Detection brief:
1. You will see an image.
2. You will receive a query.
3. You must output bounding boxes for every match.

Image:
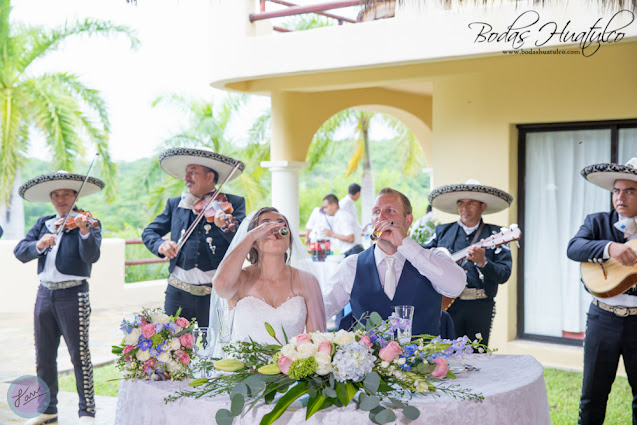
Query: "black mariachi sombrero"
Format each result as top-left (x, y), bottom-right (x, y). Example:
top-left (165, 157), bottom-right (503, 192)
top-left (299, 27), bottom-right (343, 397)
top-left (581, 158), bottom-right (637, 191)
top-left (158, 147), bottom-right (244, 183)
top-left (19, 171), bottom-right (105, 203)
top-left (428, 179), bottom-right (513, 215)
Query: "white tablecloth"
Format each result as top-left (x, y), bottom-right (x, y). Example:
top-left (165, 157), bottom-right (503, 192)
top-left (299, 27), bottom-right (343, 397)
top-left (115, 354), bottom-right (550, 425)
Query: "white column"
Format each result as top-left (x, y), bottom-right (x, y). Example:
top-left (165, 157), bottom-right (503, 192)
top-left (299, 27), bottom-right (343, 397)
top-left (260, 161), bottom-right (308, 235)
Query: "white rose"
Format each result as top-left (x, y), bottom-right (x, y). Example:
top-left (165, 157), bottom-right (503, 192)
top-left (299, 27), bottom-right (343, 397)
top-left (157, 352), bottom-right (170, 363)
top-left (151, 313), bottom-right (171, 324)
top-left (297, 343), bottom-right (318, 359)
top-left (396, 358), bottom-right (406, 365)
top-left (280, 345), bottom-right (299, 361)
top-left (333, 330), bottom-right (355, 346)
top-left (167, 360), bottom-right (181, 373)
top-left (124, 328), bottom-right (141, 345)
top-left (168, 338), bottom-right (181, 351)
top-left (315, 352), bottom-right (332, 375)
top-left (381, 361), bottom-right (389, 368)
top-left (311, 332), bottom-right (334, 345)
top-left (136, 349), bottom-right (151, 362)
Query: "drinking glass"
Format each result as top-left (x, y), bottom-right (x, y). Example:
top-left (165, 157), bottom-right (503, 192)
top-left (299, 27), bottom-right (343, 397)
top-left (394, 305), bottom-right (414, 344)
top-left (216, 307), bottom-right (235, 357)
top-left (191, 327), bottom-right (214, 377)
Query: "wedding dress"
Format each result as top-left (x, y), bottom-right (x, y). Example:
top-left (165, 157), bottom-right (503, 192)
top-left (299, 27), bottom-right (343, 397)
top-left (231, 295), bottom-right (307, 345)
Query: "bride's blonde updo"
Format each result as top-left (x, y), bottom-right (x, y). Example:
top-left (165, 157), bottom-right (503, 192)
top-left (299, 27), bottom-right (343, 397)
top-left (246, 207), bottom-right (294, 265)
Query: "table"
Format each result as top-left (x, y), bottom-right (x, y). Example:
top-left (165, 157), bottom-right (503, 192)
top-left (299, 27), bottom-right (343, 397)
top-left (114, 354), bottom-right (550, 425)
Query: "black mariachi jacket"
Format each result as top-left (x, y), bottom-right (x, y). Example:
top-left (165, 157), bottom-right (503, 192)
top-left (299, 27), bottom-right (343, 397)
top-left (424, 221), bottom-right (512, 299)
top-left (14, 215), bottom-right (101, 277)
top-left (142, 194), bottom-right (246, 274)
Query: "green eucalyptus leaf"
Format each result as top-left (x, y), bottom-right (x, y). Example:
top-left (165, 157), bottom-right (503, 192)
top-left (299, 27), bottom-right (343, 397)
top-left (244, 375), bottom-right (265, 395)
top-left (368, 406), bottom-right (385, 424)
top-left (369, 312), bottom-right (383, 326)
top-left (307, 386), bottom-right (318, 398)
top-left (363, 372), bottom-right (380, 395)
top-left (377, 377), bottom-right (392, 393)
top-left (329, 374), bottom-right (335, 388)
top-left (230, 394), bottom-right (245, 416)
top-left (389, 398), bottom-right (406, 408)
top-left (375, 408), bottom-right (397, 424)
top-left (359, 394), bottom-right (380, 411)
top-left (323, 386), bottom-right (337, 398)
top-left (402, 405), bottom-right (420, 420)
top-left (230, 383), bottom-right (249, 399)
top-left (215, 408), bottom-right (234, 425)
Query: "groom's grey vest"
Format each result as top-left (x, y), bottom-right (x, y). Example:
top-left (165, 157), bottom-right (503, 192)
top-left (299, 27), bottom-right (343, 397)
top-left (349, 246), bottom-right (442, 336)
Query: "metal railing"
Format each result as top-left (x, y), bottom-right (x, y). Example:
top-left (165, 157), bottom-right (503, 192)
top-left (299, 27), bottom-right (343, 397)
top-left (252, 0), bottom-right (361, 32)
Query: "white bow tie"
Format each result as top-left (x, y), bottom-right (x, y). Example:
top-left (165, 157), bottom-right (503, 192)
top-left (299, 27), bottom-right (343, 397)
top-left (614, 217), bottom-right (637, 238)
top-left (178, 192), bottom-right (199, 210)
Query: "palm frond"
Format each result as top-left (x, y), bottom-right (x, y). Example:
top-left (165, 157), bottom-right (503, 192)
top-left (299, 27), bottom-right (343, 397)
top-left (0, 91), bottom-right (27, 204)
top-left (345, 139), bottom-right (364, 177)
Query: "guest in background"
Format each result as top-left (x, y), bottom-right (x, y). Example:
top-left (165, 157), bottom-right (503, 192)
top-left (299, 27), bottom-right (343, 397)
top-left (321, 194), bottom-right (363, 257)
top-left (339, 183), bottom-right (361, 227)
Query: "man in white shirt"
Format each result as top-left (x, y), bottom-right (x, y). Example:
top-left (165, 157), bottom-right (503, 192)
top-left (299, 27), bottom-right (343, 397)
top-left (339, 183), bottom-right (361, 227)
top-left (324, 187), bottom-right (465, 335)
top-left (321, 194), bottom-right (363, 257)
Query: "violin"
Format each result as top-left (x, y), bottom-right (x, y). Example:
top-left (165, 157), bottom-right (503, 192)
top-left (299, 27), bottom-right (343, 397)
top-left (193, 192), bottom-right (239, 232)
top-left (53, 209), bottom-right (99, 232)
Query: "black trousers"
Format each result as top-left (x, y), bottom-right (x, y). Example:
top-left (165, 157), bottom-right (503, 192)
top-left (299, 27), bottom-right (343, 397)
top-left (34, 281), bottom-right (95, 417)
top-left (579, 302), bottom-right (637, 425)
top-left (446, 298), bottom-right (495, 346)
top-left (164, 284), bottom-right (211, 327)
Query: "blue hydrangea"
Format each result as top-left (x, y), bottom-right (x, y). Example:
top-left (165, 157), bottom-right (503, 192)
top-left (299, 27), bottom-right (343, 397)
top-left (332, 342), bottom-right (376, 382)
top-left (137, 338), bottom-right (152, 351)
top-left (120, 320), bottom-right (132, 334)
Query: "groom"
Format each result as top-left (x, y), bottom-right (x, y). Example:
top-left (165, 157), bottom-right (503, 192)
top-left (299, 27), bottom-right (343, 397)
top-left (324, 187), bottom-right (466, 336)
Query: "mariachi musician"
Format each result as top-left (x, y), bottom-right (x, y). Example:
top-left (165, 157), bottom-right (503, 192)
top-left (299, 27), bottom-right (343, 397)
top-left (425, 179), bottom-right (513, 347)
top-left (567, 158), bottom-right (637, 425)
top-left (142, 148), bottom-right (246, 328)
top-left (14, 170), bottom-right (104, 425)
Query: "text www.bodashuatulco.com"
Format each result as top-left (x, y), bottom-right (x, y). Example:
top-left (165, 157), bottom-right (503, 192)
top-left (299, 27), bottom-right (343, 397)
top-left (502, 48), bottom-right (581, 55)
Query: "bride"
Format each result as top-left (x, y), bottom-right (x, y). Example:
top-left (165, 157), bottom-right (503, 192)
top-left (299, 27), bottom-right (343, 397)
top-left (211, 207), bottom-right (326, 345)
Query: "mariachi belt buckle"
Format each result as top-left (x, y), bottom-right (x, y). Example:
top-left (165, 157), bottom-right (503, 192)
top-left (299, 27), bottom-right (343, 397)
top-left (613, 307), bottom-right (629, 317)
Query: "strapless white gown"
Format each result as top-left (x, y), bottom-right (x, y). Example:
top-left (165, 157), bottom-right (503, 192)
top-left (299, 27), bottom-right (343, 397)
top-left (231, 295), bottom-right (307, 345)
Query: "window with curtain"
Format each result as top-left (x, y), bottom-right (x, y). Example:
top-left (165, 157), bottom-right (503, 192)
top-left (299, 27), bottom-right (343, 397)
top-left (518, 120), bottom-right (637, 344)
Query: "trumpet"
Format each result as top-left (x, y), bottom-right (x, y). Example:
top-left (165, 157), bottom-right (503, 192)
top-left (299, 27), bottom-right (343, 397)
top-left (369, 221), bottom-right (393, 241)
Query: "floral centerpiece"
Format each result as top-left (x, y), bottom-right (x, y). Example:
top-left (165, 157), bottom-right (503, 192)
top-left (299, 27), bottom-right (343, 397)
top-left (112, 307), bottom-right (197, 381)
top-left (173, 312), bottom-right (490, 425)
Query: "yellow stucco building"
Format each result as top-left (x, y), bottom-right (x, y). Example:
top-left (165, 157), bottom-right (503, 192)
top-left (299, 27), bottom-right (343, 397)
top-left (207, 0), bottom-right (637, 372)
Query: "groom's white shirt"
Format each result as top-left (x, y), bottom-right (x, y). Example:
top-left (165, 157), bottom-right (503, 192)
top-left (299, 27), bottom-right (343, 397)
top-left (323, 237), bottom-right (466, 318)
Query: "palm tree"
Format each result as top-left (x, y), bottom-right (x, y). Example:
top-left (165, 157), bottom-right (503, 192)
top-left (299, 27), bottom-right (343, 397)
top-left (0, 0), bottom-right (138, 238)
top-left (143, 93), bottom-right (271, 216)
top-left (307, 109), bottom-right (424, 226)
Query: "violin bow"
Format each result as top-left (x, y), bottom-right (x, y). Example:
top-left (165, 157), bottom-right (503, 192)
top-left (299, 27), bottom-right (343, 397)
top-left (54, 153), bottom-right (101, 236)
top-left (176, 160), bottom-right (243, 253)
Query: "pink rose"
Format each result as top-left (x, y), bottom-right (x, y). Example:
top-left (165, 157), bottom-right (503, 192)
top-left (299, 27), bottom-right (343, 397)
top-left (179, 333), bottom-right (195, 349)
top-left (125, 355), bottom-right (132, 362)
top-left (431, 357), bottom-right (449, 378)
top-left (176, 317), bottom-right (189, 328)
top-left (318, 341), bottom-right (332, 354)
top-left (142, 324), bottom-right (156, 339)
top-left (140, 317), bottom-right (148, 326)
top-left (176, 350), bottom-right (190, 365)
top-left (144, 358), bottom-right (157, 368)
top-left (295, 334), bottom-right (311, 346)
top-left (278, 356), bottom-right (293, 375)
top-left (378, 341), bottom-right (402, 362)
top-left (123, 345), bottom-right (134, 354)
top-left (359, 335), bottom-right (372, 348)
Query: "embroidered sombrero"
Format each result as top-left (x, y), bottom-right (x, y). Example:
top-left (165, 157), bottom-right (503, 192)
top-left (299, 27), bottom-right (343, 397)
top-left (158, 147), bottom-right (244, 183)
top-left (428, 179), bottom-right (513, 215)
top-left (19, 171), bottom-right (105, 203)
top-left (581, 158), bottom-right (637, 191)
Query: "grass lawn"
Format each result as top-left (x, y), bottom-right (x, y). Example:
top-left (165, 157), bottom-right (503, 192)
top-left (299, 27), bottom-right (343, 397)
top-left (545, 368), bottom-right (632, 425)
top-left (59, 364), bottom-right (633, 423)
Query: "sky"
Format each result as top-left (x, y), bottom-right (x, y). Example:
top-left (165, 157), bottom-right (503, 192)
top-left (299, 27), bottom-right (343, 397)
top-left (11, 0), bottom-right (258, 162)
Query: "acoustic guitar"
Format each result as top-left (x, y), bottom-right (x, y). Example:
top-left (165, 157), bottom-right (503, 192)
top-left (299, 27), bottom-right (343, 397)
top-left (580, 239), bottom-right (637, 298)
top-left (439, 225), bottom-right (522, 311)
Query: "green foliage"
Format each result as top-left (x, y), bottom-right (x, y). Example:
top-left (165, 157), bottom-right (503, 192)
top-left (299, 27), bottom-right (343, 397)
top-left (58, 362), bottom-right (121, 397)
top-left (410, 220), bottom-right (436, 245)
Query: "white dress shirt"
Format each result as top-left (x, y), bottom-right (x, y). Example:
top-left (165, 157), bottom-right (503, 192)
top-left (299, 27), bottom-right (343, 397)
top-left (323, 237), bottom-right (466, 317)
top-left (172, 266), bottom-right (216, 285)
top-left (458, 219), bottom-right (480, 235)
top-left (330, 208), bottom-right (361, 252)
top-left (37, 231), bottom-right (90, 282)
top-left (339, 195), bottom-right (360, 227)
